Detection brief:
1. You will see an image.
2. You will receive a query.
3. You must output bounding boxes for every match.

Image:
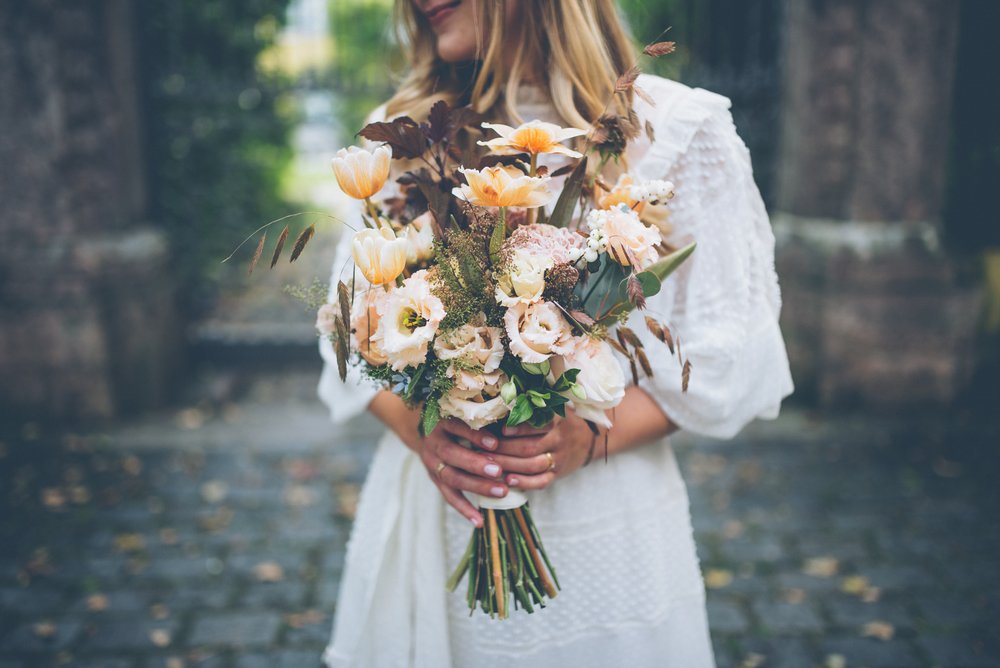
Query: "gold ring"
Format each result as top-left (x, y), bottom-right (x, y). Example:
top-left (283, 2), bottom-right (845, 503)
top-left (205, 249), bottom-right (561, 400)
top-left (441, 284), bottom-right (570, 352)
top-left (545, 452), bottom-right (556, 472)
top-left (436, 462), bottom-right (447, 477)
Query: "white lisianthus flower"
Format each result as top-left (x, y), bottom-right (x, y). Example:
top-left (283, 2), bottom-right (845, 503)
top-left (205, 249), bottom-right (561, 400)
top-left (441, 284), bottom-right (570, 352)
top-left (586, 206), bottom-right (662, 269)
top-left (503, 301), bottom-right (575, 364)
top-left (551, 337), bottom-right (626, 428)
top-left (404, 211), bottom-right (436, 265)
top-left (495, 248), bottom-right (554, 307)
top-left (374, 270), bottom-right (445, 371)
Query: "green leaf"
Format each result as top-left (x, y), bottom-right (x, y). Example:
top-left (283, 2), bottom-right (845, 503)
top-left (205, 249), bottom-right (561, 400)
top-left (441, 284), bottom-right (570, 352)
top-left (507, 395), bottom-right (534, 427)
top-left (635, 271), bottom-right (661, 298)
top-left (402, 364), bottom-right (427, 403)
top-left (548, 157), bottom-right (588, 228)
top-left (489, 218), bottom-right (506, 265)
top-left (421, 400), bottom-right (440, 437)
top-left (570, 383), bottom-right (587, 400)
top-left (521, 362), bottom-right (548, 376)
top-left (500, 381), bottom-right (517, 404)
top-left (645, 241), bottom-right (696, 282)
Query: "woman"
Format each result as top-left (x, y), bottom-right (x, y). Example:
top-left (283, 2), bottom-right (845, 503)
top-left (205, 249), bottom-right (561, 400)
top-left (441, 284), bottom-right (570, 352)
top-left (319, 1), bottom-right (794, 666)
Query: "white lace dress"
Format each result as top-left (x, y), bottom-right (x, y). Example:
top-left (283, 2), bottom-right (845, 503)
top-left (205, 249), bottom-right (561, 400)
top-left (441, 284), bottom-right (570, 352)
top-left (318, 75), bottom-right (794, 668)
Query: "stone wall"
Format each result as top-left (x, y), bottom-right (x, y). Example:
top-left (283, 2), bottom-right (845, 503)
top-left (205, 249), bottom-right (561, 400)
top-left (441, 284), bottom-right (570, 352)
top-left (775, 0), bottom-right (981, 407)
top-left (0, 0), bottom-right (179, 420)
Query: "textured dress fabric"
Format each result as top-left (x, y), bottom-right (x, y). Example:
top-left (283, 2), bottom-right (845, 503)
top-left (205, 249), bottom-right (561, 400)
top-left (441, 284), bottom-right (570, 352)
top-left (319, 74), bottom-right (794, 668)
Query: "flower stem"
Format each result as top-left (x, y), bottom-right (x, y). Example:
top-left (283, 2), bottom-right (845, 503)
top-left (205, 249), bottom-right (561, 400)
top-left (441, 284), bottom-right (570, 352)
top-left (486, 509), bottom-right (506, 618)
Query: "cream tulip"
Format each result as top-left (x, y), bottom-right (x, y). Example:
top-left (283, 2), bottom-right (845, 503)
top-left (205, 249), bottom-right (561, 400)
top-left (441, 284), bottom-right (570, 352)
top-left (351, 226), bottom-right (408, 286)
top-left (331, 145), bottom-right (391, 200)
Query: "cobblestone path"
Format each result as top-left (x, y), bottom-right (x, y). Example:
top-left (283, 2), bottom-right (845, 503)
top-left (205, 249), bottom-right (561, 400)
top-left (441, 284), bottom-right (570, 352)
top-left (1, 371), bottom-right (997, 667)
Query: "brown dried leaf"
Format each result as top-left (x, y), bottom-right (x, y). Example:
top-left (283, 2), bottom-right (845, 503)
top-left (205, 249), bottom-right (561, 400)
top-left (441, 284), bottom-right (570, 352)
top-left (289, 224), bottom-right (315, 263)
top-left (615, 65), bottom-right (641, 93)
top-left (334, 316), bottom-right (349, 382)
top-left (337, 281), bottom-right (352, 329)
top-left (550, 163), bottom-right (576, 178)
top-left (248, 232), bottom-right (266, 275)
top-left (643, 41), bottom-right (677, 57)
top-left (681, 358), bottom-right (692, 392)
top-left (662, 324), bottom-right (675, 354)
top-left (644, 316), bottom-right (665, 343)
top-left (629, 358), bottom-right (639, 385)
top-left (633, 84), bottom-right (655, 107)
top-left (619, 327), bottom-right (644, 349)
top-left (535, 165), bottom-right (549, 177)
top-left (568, 310), bottom-right (596, 328)
top-left (861, 621), bottom-right (895, 641)
top-left (607, 337), bottom-right (629, 357)
top-left (358, 116), bottom-right (427, 159)
top-left (636, 348), bottom-right (654, 378)
top-left (626, 275), bottom-right (647, 309)
top-left (270, 225), bottom-right (289, 269)
top-left (616, 329), bottom-right (629, 352)
top-left (645, 119), bottom-right (656, 143)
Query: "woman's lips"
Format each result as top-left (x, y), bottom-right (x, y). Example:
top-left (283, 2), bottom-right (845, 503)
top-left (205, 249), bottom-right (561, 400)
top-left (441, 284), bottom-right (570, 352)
top-left (425, 0), bottom-right (461, 27)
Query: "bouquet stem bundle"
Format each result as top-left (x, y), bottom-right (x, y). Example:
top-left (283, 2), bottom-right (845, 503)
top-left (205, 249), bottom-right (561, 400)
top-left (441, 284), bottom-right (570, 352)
top-left (446, 504), bottom-right (559, 618)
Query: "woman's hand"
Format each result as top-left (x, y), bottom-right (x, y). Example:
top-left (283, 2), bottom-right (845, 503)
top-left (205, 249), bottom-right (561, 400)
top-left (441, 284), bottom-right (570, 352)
top-left (368, 391), bottom-right (507, 527)
top-left (489, 409), bottom-right (600, 491)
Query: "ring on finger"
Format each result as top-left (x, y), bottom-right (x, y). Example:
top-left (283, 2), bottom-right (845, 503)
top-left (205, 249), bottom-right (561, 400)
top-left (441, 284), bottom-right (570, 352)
top-left (545, 451), bottom-right (556, 472)
top-left (436, 461), bottom-right (447, 477)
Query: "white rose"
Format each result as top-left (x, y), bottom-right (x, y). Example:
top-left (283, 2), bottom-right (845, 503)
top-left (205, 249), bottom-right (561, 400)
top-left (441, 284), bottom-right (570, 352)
top-left (438, 372), bottom-right (510, 430)
top-left (503, 301), bottom-right (575, 364)
top-left (433, 319), bottom-right (504, 374)
top-left (374, 270), bottom-right (445, 371)
top-left (551, 337), bottom-right (626, 428)
top-left (495, 248), bottom-right (553, 307)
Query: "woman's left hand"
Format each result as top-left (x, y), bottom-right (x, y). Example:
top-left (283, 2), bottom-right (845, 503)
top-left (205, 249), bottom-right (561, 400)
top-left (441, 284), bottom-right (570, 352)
top-left (487, 409), bottom-right (600, 490)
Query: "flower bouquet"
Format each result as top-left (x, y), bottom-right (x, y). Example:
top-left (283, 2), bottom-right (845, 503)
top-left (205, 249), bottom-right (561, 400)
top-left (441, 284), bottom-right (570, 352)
top-left (235, 41), bottom-right (692, 619)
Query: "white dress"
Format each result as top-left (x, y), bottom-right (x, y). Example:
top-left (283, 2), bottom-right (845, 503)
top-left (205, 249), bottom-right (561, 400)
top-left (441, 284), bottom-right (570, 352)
top-left (318, 74), bottom-right (794, 668)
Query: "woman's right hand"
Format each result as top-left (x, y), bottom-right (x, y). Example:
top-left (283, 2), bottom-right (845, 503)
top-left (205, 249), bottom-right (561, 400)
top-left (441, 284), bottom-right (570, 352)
top-left (369, 391), bottom-right (508, 527)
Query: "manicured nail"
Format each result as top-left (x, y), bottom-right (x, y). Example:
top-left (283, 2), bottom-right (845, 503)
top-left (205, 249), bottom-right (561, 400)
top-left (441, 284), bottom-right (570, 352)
top-left (490, 486), bottom-right (506, 498)
top-left (469, 515), bottom-right (481, 527)
top-left (508, 477), bottom-right (519, 487)
top-left (484, 464), bottom-right (501, 477)
top-left (482, 436), bottom-right (497, 449)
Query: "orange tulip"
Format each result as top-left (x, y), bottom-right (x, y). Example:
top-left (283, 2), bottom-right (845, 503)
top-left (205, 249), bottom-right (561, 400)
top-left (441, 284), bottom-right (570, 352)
top-left (331, 145), bottom-right (391, 200)
top-left (452, 166), bottom-right (552, 209)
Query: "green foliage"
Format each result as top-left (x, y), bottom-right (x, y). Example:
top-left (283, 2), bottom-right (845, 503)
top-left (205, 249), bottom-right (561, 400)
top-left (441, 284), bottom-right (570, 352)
top-left (138, 0), bottom-right (296, 312)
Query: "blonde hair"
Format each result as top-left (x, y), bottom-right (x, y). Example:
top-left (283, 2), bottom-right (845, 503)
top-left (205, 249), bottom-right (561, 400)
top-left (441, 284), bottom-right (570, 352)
top-left (385, 0), bottom-right (635, 129)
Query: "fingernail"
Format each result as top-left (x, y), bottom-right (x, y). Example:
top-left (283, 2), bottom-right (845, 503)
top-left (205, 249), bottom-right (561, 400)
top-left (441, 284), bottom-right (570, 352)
top-left (484, 464), bottom-right (501, 477)
top-left (490, 486), bottom-right (506, 498)
top-left (508, 476), bottom-right (520, 487)
top-left (482, 436), bottom-right (497, 449)
top-left (469, 515), bottom-right (481, 527)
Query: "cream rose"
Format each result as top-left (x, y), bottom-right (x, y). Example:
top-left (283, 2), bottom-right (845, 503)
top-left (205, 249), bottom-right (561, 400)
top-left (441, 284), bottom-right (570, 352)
top-left (551, 336), bottom-right (626, 428)
top-left (438, 372), bottom-right (511, 430)
top-left (433, 319), bottom-right (504, 374)
top-left (495, 248), bottom-right (553, 307)
top-left (350, 289), bottom-right (389, 366)
top-left (587, 206), bottom-right (662, 269)
top-left (503, 301), bottom-right (575, 364)
top-left (374, 270), bottom-right (445, 371)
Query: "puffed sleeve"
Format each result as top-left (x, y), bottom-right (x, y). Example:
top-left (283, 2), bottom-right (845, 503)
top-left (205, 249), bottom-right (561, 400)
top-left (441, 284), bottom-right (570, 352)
top-left (317, 105), bottom-right (389, 424)
top-left (625, 88), bottom-right (794, 439)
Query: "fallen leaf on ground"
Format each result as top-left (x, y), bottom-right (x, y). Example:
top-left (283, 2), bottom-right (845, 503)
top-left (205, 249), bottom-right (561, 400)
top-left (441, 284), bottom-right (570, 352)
top-left (703, 569), bottom-right (733, 589)
top-left (862, 620), bottom-right (895, 641)
top-left (165, 658), bottom-right (184, 668)
top-left (41, 488), bottom-right (66, 509)
top-left (254, 561), bottom-right (285, 582)
top-left (33, 622), bottom-right (56, 639)
top-left (200, 480), bottom-right (228, 504)
top-left (803, 557), bottom-right (839, 578)
top-left (739, 654), bottom-right (766, 668)
top-left (149, 628), bottom-right (172, 647)
top-left (824, 654), bottom-right (846, 668)
top-left (176, 407), bottom-right (209, 430)
top-left (123, 455), bottom-right (143, 476)
top-left (68, 485), bottom-right (91, 504)
top-left (285, 485), bottom-right (319, 508)
top-left (85, 594), bottom-right (109, 611)
top-left (335, 483), bottom-right (360, 519)
top-left (114, 533), bottom-right (146, 553)
top-left (285, 609), bottom-right (324, 627)
top-left (150, 603), bottom-right (170, 620)
top-left (159, 528), bottom-right (179, 545)
top-left (721, 520), bottom-right (744, 540)
top-left (861, 585), bottom-right (882, 603)
top-left (840, 575), bottom-right (870, 595)
top-left (782, 587), bottom-right (807, 604)
top-left (198, 507), bottom-right (233, 532)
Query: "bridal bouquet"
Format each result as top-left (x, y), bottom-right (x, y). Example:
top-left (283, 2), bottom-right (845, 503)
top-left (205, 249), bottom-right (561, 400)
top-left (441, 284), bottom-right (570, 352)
top-left (237, 41), bottom-right (691, 619)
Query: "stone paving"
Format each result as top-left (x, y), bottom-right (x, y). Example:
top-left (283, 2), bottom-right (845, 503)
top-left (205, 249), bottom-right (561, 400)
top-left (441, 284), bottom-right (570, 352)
top-left (1, 369), bottom-right (998, 667)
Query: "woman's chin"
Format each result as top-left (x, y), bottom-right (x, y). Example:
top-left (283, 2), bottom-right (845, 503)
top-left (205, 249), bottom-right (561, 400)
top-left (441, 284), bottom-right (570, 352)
top-left (434, 35), bottom-right (476, 63)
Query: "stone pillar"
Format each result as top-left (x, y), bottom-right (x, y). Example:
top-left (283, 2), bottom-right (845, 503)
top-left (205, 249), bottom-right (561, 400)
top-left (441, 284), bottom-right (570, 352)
top-left (775, 0), bottom-right (980, 406)
top-left (0, 0), bottom-right (180, 420)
